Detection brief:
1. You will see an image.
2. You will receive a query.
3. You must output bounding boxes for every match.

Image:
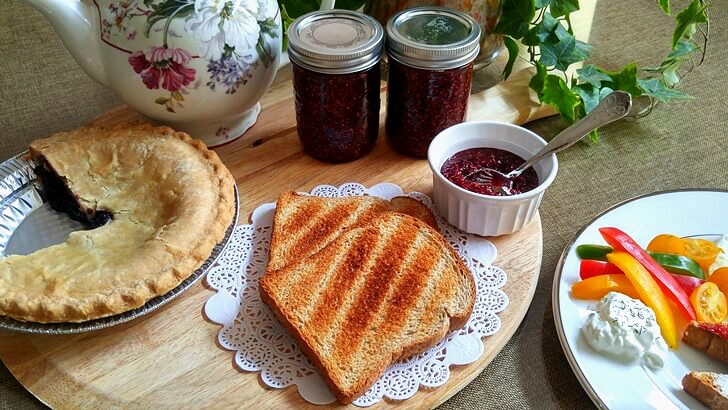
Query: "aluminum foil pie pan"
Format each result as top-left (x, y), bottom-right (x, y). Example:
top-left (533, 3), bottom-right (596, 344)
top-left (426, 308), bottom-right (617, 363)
top-left (0, 151), bottom-right (239, 334)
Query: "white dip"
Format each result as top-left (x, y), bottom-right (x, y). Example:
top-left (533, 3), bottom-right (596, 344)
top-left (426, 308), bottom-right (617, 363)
top-left (582, 291), bottom-right (668, 369)
top-left (709, 234), bottom-right (728, 275)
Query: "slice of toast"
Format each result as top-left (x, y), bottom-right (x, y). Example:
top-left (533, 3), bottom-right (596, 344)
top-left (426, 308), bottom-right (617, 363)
top-left (683, 371), bottom-right (728, 409)
top-left (267, 191), bottom-right (438, 271)
top-left (260, 212), bottom-right (475, 403)
top-left (683, 321), bottom-right (728, 364)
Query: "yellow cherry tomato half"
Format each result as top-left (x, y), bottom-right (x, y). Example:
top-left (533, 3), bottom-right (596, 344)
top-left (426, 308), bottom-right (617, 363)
top-left (683, 238), bottom-right (722, 273)
top-left (647, 234), bottom-right (686, 255)
top-left (690, 282), bottom-right (728, 323)
top-left (709, 267), bottom-right (728, 296)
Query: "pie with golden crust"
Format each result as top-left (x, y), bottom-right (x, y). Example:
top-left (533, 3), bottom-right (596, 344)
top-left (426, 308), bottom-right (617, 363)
top-left (0, 123), bottom-right (236, 323)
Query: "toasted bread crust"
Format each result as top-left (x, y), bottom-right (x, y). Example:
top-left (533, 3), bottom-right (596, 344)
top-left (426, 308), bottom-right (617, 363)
top-left (683, 371), bottom-right (728, 410)
top-left (267, 192), bottom-right (438, 272)
top-left (389, 196), bottom-right (438, 229)
top-left (260, 282), bottom-right (352, 403)
top-left (261, 213), bottom-right (475, 403)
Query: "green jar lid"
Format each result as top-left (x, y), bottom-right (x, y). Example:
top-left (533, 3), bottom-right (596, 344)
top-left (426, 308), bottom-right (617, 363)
top-left (386, 6), bottom-right (481, 70)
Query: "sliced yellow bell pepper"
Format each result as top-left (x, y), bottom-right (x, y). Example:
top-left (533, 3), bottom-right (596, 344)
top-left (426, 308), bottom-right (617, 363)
top-left (571, 274), bottom-right (640, 300)
top-left (607, 251), bottom-right (678, 348)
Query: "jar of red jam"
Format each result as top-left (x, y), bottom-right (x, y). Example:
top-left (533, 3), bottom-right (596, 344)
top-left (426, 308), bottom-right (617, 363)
top-left (288, 10), bottom-right (384, 163)
top-left (385, 7), bottom-right (481, 158)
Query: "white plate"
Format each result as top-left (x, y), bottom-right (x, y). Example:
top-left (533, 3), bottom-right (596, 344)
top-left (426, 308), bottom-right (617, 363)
top-left (553, 189), bottom-right (728, 409)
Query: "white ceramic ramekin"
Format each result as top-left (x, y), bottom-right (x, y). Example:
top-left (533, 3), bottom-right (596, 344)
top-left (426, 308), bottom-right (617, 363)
top-left (428, 121), bottom-right (558, 236)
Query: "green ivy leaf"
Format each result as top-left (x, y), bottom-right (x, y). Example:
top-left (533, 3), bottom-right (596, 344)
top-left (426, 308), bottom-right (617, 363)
top-left (586, 129), bottom-right (599, 143)
top-left (672, 0), bottom-right (708, 49)
top-left (666, 40), bottom-right (699, 61)
top-left (638, 78), bottom-right (693, 103)
top-left (280, 5), bottom-right (294, 50)
top-left (664, 65), bottom-right (682, 86)
top-left (599, 63), bottom-right (643, 96)
top-left (539, 29), bottom-right (575, 70)
top-left (568, 40), bottom-right (593, 64)
top-left (536, 0), bottom-right (551, 8)
top-left (502, 36), bottom-right (520, 80)
top-left (572, 83), bottom-right (600, 113)
top-left (529, 62), bottom-right (548, 98)
top-left (658, 0), bottom-right (671, 15)
top-left (494, 0), bottom-right (536, 39)
top-left (576, 64), bottom-right (611, 88)
top-left (549, 0), bottom-right (580, 18)
top-left (541, 74), bottom-right (581, 124)
top-left (522, 12), bottom-right (558, 46)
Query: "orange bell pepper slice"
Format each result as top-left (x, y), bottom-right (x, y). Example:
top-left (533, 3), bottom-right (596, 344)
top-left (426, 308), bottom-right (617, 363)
top-left (571, 274), bottom-right (640, 300)
top-left (607, 251), bottom-right (678, 348)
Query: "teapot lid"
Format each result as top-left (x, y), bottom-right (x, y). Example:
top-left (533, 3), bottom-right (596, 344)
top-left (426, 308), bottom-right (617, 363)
top-left (287, 10), bottom-right (384, 74)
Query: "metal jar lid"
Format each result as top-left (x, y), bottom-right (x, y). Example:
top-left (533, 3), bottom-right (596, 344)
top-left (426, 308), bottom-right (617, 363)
top-left (288, 10), bottom-right (384, 75)
top-left (386, 6), bottom-right (481, 70)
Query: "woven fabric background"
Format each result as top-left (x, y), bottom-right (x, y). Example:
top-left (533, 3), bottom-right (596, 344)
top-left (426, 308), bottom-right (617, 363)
top-left (1, 0), bottom-right (726, 408)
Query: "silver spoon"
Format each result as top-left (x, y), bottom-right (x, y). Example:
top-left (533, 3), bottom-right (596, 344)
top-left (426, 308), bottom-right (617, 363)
top-left (466, 90), bottom-right (633, 195)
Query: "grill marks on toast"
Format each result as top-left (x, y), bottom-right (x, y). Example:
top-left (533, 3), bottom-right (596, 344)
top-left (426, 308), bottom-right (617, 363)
top-left (270, 235), bottom-right (355, 309)
top-left (267, 198), bottom-right (325, 272)
top-left (307, 221), bottom-right (400, 350)
top-left (261, 211), bottom-right (475, 403)
top-left (287, 201), bottom-right (369, 269)
top-left (383, 246), bottom-right (447, 339)
top-left (268, 193), bottom-right (389, 271)
top-left (331, 220), bottom-right (421, 365)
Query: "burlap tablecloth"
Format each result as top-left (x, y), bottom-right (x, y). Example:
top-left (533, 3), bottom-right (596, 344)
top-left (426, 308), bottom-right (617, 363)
top-left (1, 1), bottom-right (726, 408)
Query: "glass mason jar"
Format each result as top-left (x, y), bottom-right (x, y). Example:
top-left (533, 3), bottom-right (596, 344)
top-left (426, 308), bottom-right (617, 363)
top-left (385, 7), bottom-right (480, 158)
top-left (366, 0), bottom-right (502, 68)
top-left (288, 10), bottom-right (384, 163)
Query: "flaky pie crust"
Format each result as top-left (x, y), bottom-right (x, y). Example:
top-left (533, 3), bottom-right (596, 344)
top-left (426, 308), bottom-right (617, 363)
top-left (0, 123), bottom-right (236, 323)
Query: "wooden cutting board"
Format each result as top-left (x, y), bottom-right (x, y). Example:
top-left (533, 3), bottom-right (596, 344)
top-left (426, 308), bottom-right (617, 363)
top-left (0, 66), bottom-right (553, 409)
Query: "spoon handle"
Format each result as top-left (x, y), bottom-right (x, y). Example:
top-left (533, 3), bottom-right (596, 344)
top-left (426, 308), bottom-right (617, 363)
top-left (507, 90), bottom-right (633, 178)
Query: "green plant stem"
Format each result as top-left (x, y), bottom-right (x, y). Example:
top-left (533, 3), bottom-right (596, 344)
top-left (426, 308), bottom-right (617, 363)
top-left (162, 6), bottom-right (187, 48)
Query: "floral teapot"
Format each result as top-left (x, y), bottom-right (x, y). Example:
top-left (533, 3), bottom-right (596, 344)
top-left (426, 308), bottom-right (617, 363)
top-left (26, 0), bottom-right (284, 146)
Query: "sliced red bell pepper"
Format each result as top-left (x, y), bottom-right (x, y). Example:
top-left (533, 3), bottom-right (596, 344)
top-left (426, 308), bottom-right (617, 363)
top-left (578, 259), bottom-right (703, 295)
top-left (672, 274), bottom-right (704, 296)
top-left (579, 260), bottom-right (624, 279)
top-left (599, 227), bottom-right (696, 320)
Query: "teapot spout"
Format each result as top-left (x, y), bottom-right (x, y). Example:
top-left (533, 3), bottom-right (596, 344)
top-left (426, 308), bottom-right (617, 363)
top-left (25, 0), bottom-right (109, 87)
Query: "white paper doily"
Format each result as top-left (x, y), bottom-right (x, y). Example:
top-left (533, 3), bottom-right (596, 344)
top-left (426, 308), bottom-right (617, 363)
top-left (204, 183), bottom-right (509, 406)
